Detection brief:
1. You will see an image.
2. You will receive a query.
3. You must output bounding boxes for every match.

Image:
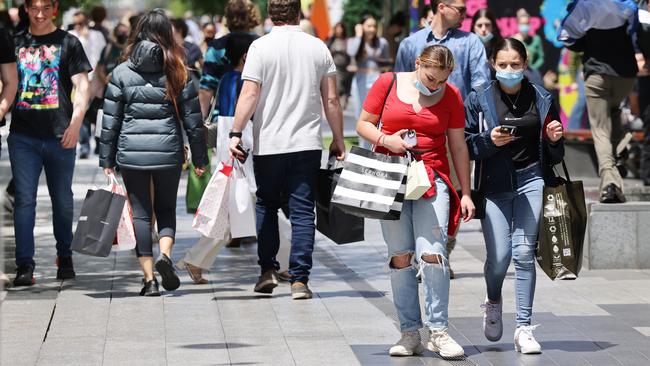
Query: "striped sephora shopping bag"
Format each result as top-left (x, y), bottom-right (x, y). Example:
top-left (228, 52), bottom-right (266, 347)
top-left (331, 146), bottom-right (408, 220)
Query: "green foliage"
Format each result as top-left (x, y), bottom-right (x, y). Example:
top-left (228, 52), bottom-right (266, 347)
top-left (57, 0), bottom-right (104, 12)
top-left (342, 0), bottom-right (382, 35)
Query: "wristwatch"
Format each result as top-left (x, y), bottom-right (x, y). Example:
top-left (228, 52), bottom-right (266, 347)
top-left (229, 131), bottom-right (243, 138)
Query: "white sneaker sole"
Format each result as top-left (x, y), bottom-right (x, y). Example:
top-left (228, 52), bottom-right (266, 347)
top-left (426, 342), bottom-right (465, 359)
top-left (515, 343), bottom-right (542, 354)
top-left (389, 343), bottom-right (424, 357)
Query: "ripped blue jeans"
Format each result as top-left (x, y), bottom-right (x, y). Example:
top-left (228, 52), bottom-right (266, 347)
top-left (481, 163), bottom-right (544, 326)
top-left (380, 176), bottom-right (450, 332)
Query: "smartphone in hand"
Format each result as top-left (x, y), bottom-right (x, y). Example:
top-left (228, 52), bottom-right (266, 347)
top-left (499, 125), bottom-right (517, 135)
top-left (403, 129), bottom-right (417, 146)
top-left (236, 143), bottom-right (249, 163)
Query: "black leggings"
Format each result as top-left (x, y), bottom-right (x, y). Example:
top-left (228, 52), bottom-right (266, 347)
top-left (120, 167), bottom-right (182, 257)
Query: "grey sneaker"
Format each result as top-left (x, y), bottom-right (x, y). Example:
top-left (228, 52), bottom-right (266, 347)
top-left (481, 297), bottom-right (503, 342)
top-left (427, 328), bottom-right (465, 359)
top-left (254, 269), bottom-right (278, 294)
top-left (389, 331), bottom-right (424, 357)
top-left (291, 281), bottom-right (313, 300)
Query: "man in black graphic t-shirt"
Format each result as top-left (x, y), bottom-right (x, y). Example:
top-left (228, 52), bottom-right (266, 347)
top-left (9, 0), bottom-right (92, 287)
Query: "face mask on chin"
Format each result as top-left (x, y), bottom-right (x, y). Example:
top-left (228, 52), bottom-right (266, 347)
top-left (479, 32), bottom-right (494, 44)
top-left (414, 70), bottom-right (443, 97)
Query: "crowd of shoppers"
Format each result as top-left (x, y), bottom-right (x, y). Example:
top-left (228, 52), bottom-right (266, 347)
top-left (0, 0), bottom-right (647, 361)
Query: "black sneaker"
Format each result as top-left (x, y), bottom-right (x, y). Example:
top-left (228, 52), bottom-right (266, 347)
top-left (140, 278), bottom-right (161, 296)
top-left (56, 256), bottom-right (76, 280)
top-left (14, 265), bottom-right (35, 287)
top-left (254, 269), bottom-right (278, 294)
top-left (155, 253), bottom-right (180, 291)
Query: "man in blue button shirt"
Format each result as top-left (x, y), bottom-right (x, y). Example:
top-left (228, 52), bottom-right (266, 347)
top-left (395, 0), bottom-right (489, 278)
top-left (394, 0), bottom-right (489, 100)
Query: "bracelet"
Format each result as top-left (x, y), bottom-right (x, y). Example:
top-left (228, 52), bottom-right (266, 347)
top-left (380, 135), bottom-right (386, 147)
top-left (375, 133), bottom-right (385, 147)
top-left (229, 131), bottom-right (243, 138)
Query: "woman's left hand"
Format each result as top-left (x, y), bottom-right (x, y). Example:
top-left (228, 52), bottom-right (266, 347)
top-left (546, 120), bottom-right (563, 143)
top-left (460, 194), bottom-right (476, 222)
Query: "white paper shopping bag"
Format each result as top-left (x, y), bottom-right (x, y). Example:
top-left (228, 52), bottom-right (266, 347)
top-left (192, 162), bottom-right (233, 239)
top-left (228, 165), bottom-right (256, 238)
top-left (405, 160), bottom-right (432, 200)
top-left (108, 174), bottom-right (136, 251)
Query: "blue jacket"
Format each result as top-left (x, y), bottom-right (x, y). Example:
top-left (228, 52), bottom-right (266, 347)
top-left (464, 80), bottom-right (565, 194)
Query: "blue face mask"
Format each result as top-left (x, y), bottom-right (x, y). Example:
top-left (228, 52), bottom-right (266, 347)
top-left (414, 72), bottom-right (443, 97)
top-left (478, 32), bottom-right (494, 44)
top-left (519, 24), bottom-right (529, 35)
top-left (496, 69), bottom-right (524, 88)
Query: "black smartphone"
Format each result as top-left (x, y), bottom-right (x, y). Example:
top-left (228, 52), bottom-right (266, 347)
top-left (236, 143), bottom-right (249, 163)
top-left (499, 125), bottom-right (517, 135)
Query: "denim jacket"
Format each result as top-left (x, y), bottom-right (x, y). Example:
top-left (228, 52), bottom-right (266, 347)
top-left (465, 80), bottom-right (565, 194)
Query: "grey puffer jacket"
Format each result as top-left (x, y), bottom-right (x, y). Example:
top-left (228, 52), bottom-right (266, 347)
top-left (99, 40), bottom-right (208, 170)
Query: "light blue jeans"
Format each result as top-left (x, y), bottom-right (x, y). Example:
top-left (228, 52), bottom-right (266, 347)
top-left (381, 176), bottom-right (450, 332)
top-left (481, 163), bottom-right (544, 326)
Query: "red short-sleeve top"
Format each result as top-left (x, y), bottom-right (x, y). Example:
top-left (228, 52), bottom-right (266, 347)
top-left (363, 72), bottom-right (466, 235)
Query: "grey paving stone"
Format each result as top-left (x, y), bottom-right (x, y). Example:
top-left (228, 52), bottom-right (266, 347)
top-left (37, 336), bottom-right (104, 366)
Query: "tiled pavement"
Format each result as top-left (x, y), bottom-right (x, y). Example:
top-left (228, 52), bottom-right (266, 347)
top-left (1, 147), bottom-right (650, 365)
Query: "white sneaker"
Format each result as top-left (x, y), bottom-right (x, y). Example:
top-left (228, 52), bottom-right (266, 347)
top-left (427, 328), bottom-right (465, 359)
top-left (389, 331), bottom-right (424, 357)
top-left (514, 325), bottom-right (542, 354)
top-left (480, 297), bottom-right (503, 342)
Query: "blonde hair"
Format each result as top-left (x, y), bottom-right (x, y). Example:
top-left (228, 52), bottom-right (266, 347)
top-left (418, 45), bottom-right (455, 70)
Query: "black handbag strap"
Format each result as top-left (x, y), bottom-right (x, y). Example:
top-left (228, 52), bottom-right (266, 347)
top-left (552, 159), bottom-right (572, 182)
top-left (377, 72), bottom-right (396, 124)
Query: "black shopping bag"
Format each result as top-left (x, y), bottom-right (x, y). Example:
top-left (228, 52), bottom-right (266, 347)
top-left (316, 162), bottom-right (364, 244)
top-left (71, 189), bottom-right (126, 257)
top-left (536, 161), bottom-right (587, 280)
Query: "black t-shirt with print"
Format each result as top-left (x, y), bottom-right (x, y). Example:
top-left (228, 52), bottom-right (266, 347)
top-left (12, 29), bottom-right (92, 139)
top-left (0, 26), bottom-right (16, 128)
top-left (0, 26), bottom-right (16, 64)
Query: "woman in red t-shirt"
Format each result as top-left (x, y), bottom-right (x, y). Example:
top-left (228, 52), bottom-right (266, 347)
top-left (356, 45), bottom-right (474, 359)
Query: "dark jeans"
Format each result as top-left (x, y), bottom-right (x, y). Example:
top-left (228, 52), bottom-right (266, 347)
top-left (8, 133), bottom-right (76, 268)
top-left (121, 167), bottom-right (182, 257)
top-left (253, 150), bottom-right (321, 284)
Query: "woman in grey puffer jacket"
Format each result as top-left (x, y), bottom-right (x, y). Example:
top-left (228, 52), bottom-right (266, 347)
top-left (99, 10), bottom-right (208, 296)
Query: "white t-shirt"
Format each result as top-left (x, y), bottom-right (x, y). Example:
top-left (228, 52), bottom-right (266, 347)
top-left (242, 25), bottom-right (337, 155)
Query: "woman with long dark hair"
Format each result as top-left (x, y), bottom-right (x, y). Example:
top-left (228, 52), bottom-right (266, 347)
top-left (347, 14), bottom-right (391, 143)
top-left (471, 9), bottom-right (502, 64)
top-left (99, 9), bottom-right (208, 296)
top-left (465, 38), bottom-right (564, 353)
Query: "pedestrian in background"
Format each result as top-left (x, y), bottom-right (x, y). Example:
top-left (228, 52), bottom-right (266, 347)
top-left (10, 0), bottom-right (91, 286)
top-left (513, 8), bottom-right (544, 72)
top-left (357, 45), bottom-right (474, 359)
top-left (326, 22), bottom-right (352, 110)
top-left (347, 13), bottom-right (391, 144)
top-left (227, 0), bottom-right (345, 300)
top-left (471, 8), bottom-right (502, 68)
top-left (465, 38), bottom-right (564, 354)
top-left (99, 9), bottom-right (208, 296)
top-left (199, 0), bottom-right (260, 119)
top-left (395, 0), bottom-right (489, 279)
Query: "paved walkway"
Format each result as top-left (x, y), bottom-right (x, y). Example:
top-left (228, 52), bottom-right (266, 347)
top-left (1, 143), bottom-right (650, 366)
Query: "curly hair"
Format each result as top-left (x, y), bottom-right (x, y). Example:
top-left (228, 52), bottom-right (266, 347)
top-left (268, 0), bottom-right (300, 25)
top-left (225, 0), bottom-right (261, 32)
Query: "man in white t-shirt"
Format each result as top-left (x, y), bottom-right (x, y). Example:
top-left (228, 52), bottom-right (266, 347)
top-left (228, 0), bottom-right (345, 300)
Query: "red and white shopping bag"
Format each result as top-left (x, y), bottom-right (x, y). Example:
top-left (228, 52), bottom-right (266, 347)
top-left (192, 162), bottom-right (233, 239)
top-left (107, 173), bottom-right (137, 251)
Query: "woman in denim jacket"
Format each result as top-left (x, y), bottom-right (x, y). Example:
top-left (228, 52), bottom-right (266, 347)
top-left (465, 38), bottom-right (564, 354)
